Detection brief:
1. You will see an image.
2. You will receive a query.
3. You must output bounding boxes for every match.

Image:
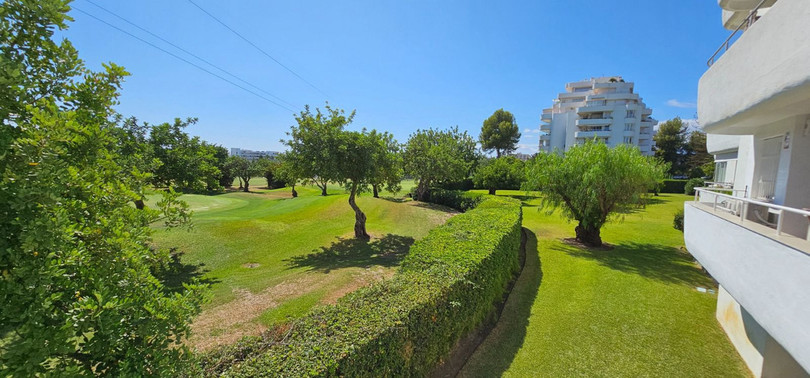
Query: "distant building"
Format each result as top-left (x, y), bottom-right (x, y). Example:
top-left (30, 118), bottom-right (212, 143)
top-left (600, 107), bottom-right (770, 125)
top-left (510, 153), bottom-right (533, 161)
top-left (229, 148), bottom-right (279, 161)
top-left (684, 0), bottom-right (810, 376)
top-left (539, 76), bottom-right (656, 156)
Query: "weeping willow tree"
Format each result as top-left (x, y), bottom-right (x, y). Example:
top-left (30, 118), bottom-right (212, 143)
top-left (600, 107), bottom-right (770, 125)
top-left (524, 142), bottom-right (665, 247)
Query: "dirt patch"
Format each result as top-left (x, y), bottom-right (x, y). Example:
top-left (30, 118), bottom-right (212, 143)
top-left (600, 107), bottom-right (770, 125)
top-left (189, 275), bottom-right (321, 351)
top-left (562, 237), bottom-right (615, 251)
top-left (321, 267), bottom-right (393, 304)
top-left (189, 266), bottom-right (397, 351)
top-left (241, 263), bottom-right (260, 268)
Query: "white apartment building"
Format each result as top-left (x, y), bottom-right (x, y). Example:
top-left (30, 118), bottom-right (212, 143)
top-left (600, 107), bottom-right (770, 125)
top-left (229, 148), bottom-right (279, 162)
top-left (539, 76), bottom-right (656, 155)
top-left (684, 0), bottom-right (810, 376)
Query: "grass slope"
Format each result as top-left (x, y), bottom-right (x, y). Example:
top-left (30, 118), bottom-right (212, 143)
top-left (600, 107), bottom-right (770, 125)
top-left (149, 182), bottom-right (450, 349)
top-left (460, 192), bottom-right (750, 377)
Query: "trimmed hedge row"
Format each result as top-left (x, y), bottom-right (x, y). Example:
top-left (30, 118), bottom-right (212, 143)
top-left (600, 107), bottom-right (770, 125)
top-left (422, 188), bottom-right (484, 212)
top-left (660, 179), bottom-right (688, 194)
top-left (202, 196), bottom-right (522, 377)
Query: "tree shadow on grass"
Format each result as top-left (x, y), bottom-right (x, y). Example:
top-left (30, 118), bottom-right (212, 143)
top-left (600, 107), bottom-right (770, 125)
top-left (285, 234), bottom-right (415, 273)
top-left (614, 196), bottom-right (668, 215)
top-left (153, 250), bottom-right (221, 294)
top-left (459, 229), bottom-right (542, 377)
top-left (502, 194), bottom-right (542, 208)
top-left (378, 196), bottom-right (408, 203)
top-left (554, 242), bottom-right (714, 287)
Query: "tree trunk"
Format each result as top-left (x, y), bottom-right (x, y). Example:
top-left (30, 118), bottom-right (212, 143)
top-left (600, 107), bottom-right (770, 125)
top-left (496, 149), bottom-right (501, 158)
top-left (348, 184), bottom-right (369, 239)
top-left (319, 181), bottom-right (327, 196)
top-left (488, 188), bottom-right (496, 195)
top-left (575, 222), bottom-right (602, 247)
top-left (134, 199), bottom-right (145, 210)
top-left (242, 178), bottom-right (250, 192)
top-left (372, 184), bottom-right (379, 198)
top-left (415, 182), bottom-right (429, 202)
top-left (291, 184), bottom-right (298, 198)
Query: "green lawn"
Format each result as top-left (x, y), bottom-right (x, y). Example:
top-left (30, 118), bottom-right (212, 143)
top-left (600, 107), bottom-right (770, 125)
top-left (149, 180), bottom-right (449, 350)
top-left (460, 192), bottom-right (750, 377)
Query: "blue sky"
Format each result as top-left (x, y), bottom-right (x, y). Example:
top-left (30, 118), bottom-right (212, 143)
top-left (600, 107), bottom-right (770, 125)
top-left (61, 0), bottom-right (728, 154)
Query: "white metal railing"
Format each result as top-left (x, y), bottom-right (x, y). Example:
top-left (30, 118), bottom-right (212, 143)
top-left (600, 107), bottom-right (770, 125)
top-left (707, 0), bottom-right (768, 67)
top-left (694, 187), bottom-right (810, 238)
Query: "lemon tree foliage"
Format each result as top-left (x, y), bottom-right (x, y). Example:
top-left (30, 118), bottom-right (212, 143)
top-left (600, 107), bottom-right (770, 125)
top-left (473, 156), bottom-right (525, 195)
top-left (403, 127), bottom-right (478, 201)
top-left (0, 1), bottom-right (205, 375)
top-left (283, 104), bottom-right (352, 196)
top-left (479, 108), bottom-right (520, 157)
top-left (524, 142), bottom-right (665, 247)
top-left (285, 105), bottom-right (402, 238)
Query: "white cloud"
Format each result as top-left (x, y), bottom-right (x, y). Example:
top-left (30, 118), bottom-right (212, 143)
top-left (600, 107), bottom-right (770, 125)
top-left (666, 99), bottom-right (697, 108)
top-left (523, 128), bottom-right (540, 134)
top-left (516, 143), bottom-right (539, 154)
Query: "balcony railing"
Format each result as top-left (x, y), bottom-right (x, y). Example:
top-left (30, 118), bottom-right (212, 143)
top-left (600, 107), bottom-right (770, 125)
top-left (694, 187), bottom-right (810, 242)
top-left (707, 0), bottom-right (768, 66)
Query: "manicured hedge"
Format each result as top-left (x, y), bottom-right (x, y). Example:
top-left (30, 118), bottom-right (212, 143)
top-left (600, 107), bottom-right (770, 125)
top-left (660, 179), bottom-right (688, 194)
top-left (423, 189), bottom-right (484, 212)
top-left (201, 196), bottom-right (522, 377)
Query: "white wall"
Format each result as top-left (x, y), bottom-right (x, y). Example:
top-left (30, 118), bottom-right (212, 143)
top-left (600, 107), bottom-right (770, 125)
top-left (684, 204), bottom-right (810, 373)
top-left (698, 0), bottom-right (810, 134)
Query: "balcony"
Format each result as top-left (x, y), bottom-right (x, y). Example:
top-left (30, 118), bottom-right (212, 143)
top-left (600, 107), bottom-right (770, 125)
top-left (574, 130), bottom-right (611, 139)
top-left (576, 118), bottom-right (612, 127)
top-left (540, 124), bottom-right (551, 132)
top-left (559, 92), bottom-right (587, 101)
top-left (541, 113), bottom-right (551, 122)
top-left (700, 0), bottom-right (810, 133)
top-left (576, 105), bottom-right (613, 114)
top-left (539, 134), bottom-right (550, 140)
top-left (684, 190), bottom-right (810, 373)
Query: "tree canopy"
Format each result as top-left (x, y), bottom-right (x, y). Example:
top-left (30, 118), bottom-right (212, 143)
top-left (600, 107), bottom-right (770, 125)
top-left (1, 1), bottom-right (204, 374)
top-left (473, 156), bottom-right (525, 195)
top-left (653, 117), bottom-right (688, 176)
top-left (227, 155), bottom-right (266, 192)
top-left (480, 109), bottom-right (520, 157)
top-left (283, 104), bottom-right (354, 196)
top-left (284, 105), bottom-right (402, 238)
top-left (403, 127), bottom-right (478, 201)
top-left (524, 141), bottom-right (665, 247)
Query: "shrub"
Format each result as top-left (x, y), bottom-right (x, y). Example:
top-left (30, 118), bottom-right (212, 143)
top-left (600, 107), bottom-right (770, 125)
top-left (673, 209), bottom-right (684, 232)
top-left (685, 178), bottom-right (705, 195)
top-left (201, 196), bottom-right (522, 376)
top-left (660, 179), bottom-right (688, 194)
top-left (422, 189), bottom-right (484, 212)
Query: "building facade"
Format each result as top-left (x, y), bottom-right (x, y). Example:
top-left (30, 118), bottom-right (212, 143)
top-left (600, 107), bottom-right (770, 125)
top-left (539, 76), bottom-right (656, 155)
top-left (229, 148), bottom-right (279, 162)
top-left (684, 0), bottom-right (810, 376)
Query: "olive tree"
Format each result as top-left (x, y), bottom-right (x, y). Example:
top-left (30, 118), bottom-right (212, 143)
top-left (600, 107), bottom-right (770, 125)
top-left (403, 127), bottom-right (477, 201)
top-left (473, 156), bottom-right (525, 195)
top-left (524, 142), bottom-right (665, 247)
top-left (1, 1), bottom-right (204, 374)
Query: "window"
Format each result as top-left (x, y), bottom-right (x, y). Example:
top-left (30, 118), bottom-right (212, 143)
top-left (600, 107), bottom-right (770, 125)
top-left (714, 161), bottom-right (728, 183)
top-left (623, 136), bottom-right (633, 144)
top-left (624, 123), bottom-right (634, 131)
top-left (753, 136), bottom-right (782, 200)
top-left (626, 110), bottom-right (636, 118)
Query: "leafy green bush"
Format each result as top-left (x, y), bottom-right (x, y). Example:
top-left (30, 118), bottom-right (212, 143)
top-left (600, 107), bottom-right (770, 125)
top-left (200, 196), bottom-right (522, 376)
top-left (685, 178), bottom-right (705, 195)
top-left (660, 179), bottom-right (688, 194)
top-left (422, 189), bottom-right (484, 212)
top-left (673, 209), bottom-right (684, 232)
